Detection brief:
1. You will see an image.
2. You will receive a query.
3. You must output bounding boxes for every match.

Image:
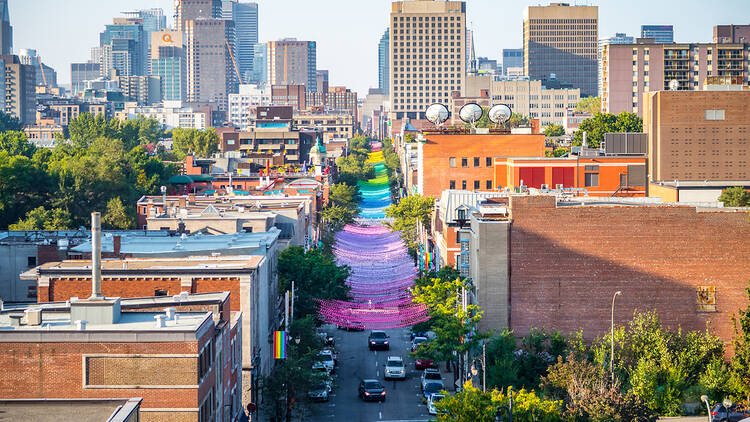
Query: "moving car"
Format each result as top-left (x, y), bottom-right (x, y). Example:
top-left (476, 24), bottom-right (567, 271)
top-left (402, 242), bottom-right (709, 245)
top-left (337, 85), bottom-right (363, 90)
top-left (415, 358), bottom-right (437, 370)
top-left (420, 368), bottom-right (443, 391)
top-left (358, 379), bottom-right (386, 402)
top-left (307, 381), bottom-right (330, 402)
top-left (422, 381), bottom-right (444, 402)
top-left (368, 330), bottom-right (390, 350)
top-left (428, 393), bottom-right (445, 415)
top-left (711, 404), bottom-right (749, 422)
top-left (384, 356), bottom-right (406, 380)
top-left (411, 336), bottom-right (428, 352)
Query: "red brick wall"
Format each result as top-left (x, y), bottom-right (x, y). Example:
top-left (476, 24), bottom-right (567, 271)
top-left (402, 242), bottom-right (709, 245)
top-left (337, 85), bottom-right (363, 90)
top-left (193, 278), bottom-right (241, 313)
top-left (43, 278), bottom-right (183, 304)
top-left (508, 195), bottom-right (750, 348)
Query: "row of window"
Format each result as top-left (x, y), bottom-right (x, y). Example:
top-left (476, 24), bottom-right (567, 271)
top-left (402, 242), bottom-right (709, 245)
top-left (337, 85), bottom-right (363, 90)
top-left (449, 157), bottom-right (494, 168)
top-left (394, 16), bottom-right (461, 22)
top-left (449, 180), bottom-right (494, 190)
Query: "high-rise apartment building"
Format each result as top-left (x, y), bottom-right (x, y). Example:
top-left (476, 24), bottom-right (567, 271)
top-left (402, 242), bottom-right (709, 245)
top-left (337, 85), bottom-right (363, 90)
top-left (185, 19), bottom-right (237, 109)
top-left (523, 3), bottom-right (598, 97)
top-left (714, 25), bottom-right (750, 44)
top-left (71, 62), bottom-right (101, 93)
top-left (99, 18), bottom-right (147, 76)
top-left (390, 0), bottom-right (467, 120)
top-left (116, 75), bottom-right (161, 105)
top-left (601, 40), bottom-right (749, 116)
top-left (221, 1), bottom-right (258, 84)
top-left (176, 0), bottom-right (221, 31)
top-left (641, 25), bottom-right (674, 43)
top-left (316, 70), bottom-right (329, 93)
top-left (122, 8), bottom-right (166, 33)
top-left (378, 29), bottom-right (389, 95)
top-left (251, 42), bottom-right (267, 83)
top-left (18, 49), bottom-right (57, 88)
top-left (0, 0), bottom-right (11, 55)
top-left (598, 33), bottom-right (634, 97)
top-left (502, 48), bottom-right (523, 75)
top-left (1, 55), bottom-right (36, 124)
top-left (267, 39), bottom-right (317, 91)
top-left (151, 30), bottom-right (185, 102)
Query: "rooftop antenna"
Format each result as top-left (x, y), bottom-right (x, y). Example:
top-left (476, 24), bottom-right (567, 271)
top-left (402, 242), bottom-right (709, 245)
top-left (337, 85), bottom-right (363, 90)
top-left (425, 103), bottom-right (449, 129)
top-left (488, 104), bottom-right (512, 127)
top-left (458, 103), bottom-right (484, 131)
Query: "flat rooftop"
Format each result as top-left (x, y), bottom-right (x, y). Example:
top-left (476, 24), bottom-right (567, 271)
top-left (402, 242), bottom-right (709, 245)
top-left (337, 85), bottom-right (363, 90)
top-left (71, 230), bottom-right (280, 254)
top-left (0, 398), bottom-right (141, 422)
top-left (31, 255), bottom-right (264, 273)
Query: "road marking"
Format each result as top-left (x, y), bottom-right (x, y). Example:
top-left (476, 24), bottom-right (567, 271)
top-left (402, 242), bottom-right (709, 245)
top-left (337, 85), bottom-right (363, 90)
top-left (377, 369), bottom-right (379, 377)
top-left (379, 411), bottom-right (382, 419)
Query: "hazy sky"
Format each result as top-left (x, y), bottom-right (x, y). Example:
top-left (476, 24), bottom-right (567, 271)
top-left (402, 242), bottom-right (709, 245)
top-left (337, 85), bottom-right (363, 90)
top-left (9, 0), bottom-right (750, 96)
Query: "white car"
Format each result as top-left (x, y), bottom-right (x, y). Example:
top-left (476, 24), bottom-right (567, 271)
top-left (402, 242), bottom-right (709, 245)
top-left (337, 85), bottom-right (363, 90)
top-left (428, 393), bottom-right (445, 415)
top-left (384, 356), bottom-right (406, 380)
top-left (411, 336), bottom-right (428, 352)
top-left (421, 368), bottom-right (443, 391)
top-left (315, 351), bottom-right (335, 372)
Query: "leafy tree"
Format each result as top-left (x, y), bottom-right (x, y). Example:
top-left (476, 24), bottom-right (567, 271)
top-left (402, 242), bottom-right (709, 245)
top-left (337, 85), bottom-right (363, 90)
top-left (572, 112), bottom-right (642, 148)
top-left (575, 96), bottom-right (601, 114)
top-left (68, 113), bottom-right (121, 149)
top-left (9, 206), bottom-right (72, 230)
top-left (171, 127), bottom-right (220, 159)
top-left (0, 131), bottom-right (36, 158)
top-left (335, 154), bottom-right (374, 187)
top-left (0, 151), bottom-right (54, 228)
top-left (321, 204), bottom-right (355, 232)
top-left (103, 196), bottom-right (134, 229)
top-left (277, 246), bottom-right (350, 320)
top-left (508, 113), bottom-right (530, 129)
top-left (436, 382), bottom-right (565, 422)
top-left (719, 187), bottom-right (750, 207)
top-left (732, 281), bottom-right (750, 402)
top-left (384, 194), bottom-right (434, 254)
top-left (0, 111), bottom-right (22, 132)
top-left (328, 183), bottom-right (360, 210)
top-left (543, 124), bottom-right (565, 137)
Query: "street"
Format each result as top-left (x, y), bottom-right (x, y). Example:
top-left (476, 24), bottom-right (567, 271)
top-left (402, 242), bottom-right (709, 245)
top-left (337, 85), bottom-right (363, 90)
top-left (300, 325), bottom-right (448, 422)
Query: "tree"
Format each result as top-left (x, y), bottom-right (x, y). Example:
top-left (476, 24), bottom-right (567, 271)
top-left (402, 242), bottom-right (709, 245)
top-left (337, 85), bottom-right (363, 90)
top-left (277, 246), bottom-right (350, 320)
top-left (0, 151), bottom-right (54, 229)
top-left (575, 96), bottom-right (601, 114)
top-left (68, 113), bottom-right (120, 149)
top-left (103, 196), bottom-right (134, 229)
top-left (171, 127), bottom-right (220, 159)
top-left (508, 113), bottom-right (530, 129)
top-left (0, 131), bottom-right (36, 158)
top-left (384, 194), bottom-right (434, 254)
top-left (436, 382), bottom-right (565, 422)
top-left (9, 206), bottom-right (72, 230)
top-left (543, 124), bottom-right (565, 137)
top-left (572, 112), bottom-right (642, 148)
top-left (719, 187), bottom-right (750, 207)
top-left (328, 183), bottom-right (360, 210)
top-left (0, 111), bottom-right (22, 132)
top-left (732, 281), bottom-right (750, 402)
top-left (336, 154), bottom-right (374, 186)
top-left (321, 204), bottom-right (356, 232)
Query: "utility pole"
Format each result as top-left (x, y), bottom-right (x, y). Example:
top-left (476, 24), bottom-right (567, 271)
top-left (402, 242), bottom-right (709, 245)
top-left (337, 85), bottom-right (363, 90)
top-left (291, 281), bottom-right (295, 322)
top-left (285, 290), bottom-right (290, 333)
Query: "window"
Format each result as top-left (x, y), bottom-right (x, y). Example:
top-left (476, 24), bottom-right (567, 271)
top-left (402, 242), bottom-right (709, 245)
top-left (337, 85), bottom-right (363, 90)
top-left (486, 180), bottom-right (492, 190)
top-left (473, 180), bottom-right (480, 190)
top-left (461, 180), bottom-right (467, 190)
top-left (449, 180), bottom-right (456, 189)
top-left (486, 157), bottom-right (492, 167)
top-left (27, 256), bottom-right (36, 267)
top-left (696, 286), bottom-right (716, 312)
top-left (449, 157), bottom-right (456, 167)
top-left (199, 340), bottom-right (214, 381)
top-left (154, 289), bottom-right (168, 296)
top-left (705, 110), bottom-right (725, 121)
top-left (584, 173), bottom-right (599, 187)
top-left (461, 158), bottom-right (468, 168)
top-left (473, 157), bottom-right (480, 167)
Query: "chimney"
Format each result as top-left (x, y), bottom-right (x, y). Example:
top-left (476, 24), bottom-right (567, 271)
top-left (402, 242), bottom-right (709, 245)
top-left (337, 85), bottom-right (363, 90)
top-left (89, 212), bottom-right (104, 300)
top-left (113, 235), bottom-right (121, 256)
top-left (165, 307), bottom-right (176, 320)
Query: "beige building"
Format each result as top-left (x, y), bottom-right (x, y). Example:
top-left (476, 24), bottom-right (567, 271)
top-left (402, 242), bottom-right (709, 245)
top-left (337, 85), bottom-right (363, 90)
top-left (602, 40), bottom-right (749, 116)
top-left (185, 18), bottom-right (236, 110)
top-left (176, 0), bottom-right (221, 32)
top-left (2, 54), bottom-right (36, 124)
top-left (294, 111), bottom-right (354, 140)
top-left (267, 39), bottom-right (316, 90)
top-left (389, 0), bottom-right (466, 120)
top-left (643, 89), bottom-right (750, 187)
top-left (523, 3), bottom-right (598, 97)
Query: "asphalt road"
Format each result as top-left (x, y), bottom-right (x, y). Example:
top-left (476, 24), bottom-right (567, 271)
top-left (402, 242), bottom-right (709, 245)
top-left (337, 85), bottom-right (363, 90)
top-left (300, 325), bottom-right (441, 422)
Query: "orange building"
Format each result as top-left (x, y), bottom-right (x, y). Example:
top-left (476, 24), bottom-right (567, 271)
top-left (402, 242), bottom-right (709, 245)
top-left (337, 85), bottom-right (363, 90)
top-left (493, 156), bottom-right (648, 197)
top-left (418, 132), bottom-right (545, 197)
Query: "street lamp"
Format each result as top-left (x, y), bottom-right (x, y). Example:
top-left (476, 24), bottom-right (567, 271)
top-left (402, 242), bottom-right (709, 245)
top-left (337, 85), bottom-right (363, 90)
top-left (700, 395), bottom-right (711, 422)
top-left (610, 291), bottom-right (622, 382)
top-left (470, 342), bottom-right (487, 392)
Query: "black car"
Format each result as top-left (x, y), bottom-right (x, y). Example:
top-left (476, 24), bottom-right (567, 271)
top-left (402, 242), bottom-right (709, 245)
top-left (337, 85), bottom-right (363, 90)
top-left (711, 404), bottom-right (748, 422)
top-left (358, 379), bottom-right (386, 402)
top-left (368, 330), bottom-right (389, 350)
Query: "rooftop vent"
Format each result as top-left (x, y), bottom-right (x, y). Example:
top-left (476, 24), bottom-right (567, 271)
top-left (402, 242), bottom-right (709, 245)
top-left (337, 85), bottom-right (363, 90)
top-left (24, 308), bottom-right (42, 326)
top-left (75, 320), bottom-right (87, 330)
top-left (165, 308), bottom-right (176, 320)
top-left (155, 314), bottom-right (165, 328)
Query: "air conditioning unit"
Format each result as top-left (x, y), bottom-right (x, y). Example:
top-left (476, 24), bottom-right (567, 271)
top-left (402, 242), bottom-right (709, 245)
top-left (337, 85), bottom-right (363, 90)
top-left (556, 184), bottom-right (564, 190)
top-left (540, 184), bottom-right (549, 190)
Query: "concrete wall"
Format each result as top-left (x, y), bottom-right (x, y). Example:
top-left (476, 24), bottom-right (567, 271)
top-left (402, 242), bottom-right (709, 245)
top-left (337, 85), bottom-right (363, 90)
top-left (469, 218), bottom-right (510, 333)
top-left (0, 244), bottom-right (39, 302)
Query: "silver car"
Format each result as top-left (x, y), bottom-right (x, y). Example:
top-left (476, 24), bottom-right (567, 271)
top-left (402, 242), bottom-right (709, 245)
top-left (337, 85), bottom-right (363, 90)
top-left (384, 356), bottom-right (406, 380)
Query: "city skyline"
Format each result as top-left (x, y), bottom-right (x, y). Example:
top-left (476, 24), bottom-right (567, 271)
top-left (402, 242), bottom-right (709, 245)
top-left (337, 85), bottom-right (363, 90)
top-left (9, 0), bottom-right (750, 96)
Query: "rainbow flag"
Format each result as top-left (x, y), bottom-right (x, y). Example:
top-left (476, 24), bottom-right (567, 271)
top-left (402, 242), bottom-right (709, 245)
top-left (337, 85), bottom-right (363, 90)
top-left (273, 331), bottom-right (287, 359)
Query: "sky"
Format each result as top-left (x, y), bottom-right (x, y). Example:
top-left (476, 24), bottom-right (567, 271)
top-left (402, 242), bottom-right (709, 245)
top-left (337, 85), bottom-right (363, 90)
top-left (9, 0), bottom-right (750, 97)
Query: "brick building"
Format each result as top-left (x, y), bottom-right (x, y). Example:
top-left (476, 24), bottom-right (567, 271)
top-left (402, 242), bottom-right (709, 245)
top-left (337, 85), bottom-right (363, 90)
top-left (448, 194), bottom-right (750, 347)
top-left (0, 292), bottom-right (242, 422)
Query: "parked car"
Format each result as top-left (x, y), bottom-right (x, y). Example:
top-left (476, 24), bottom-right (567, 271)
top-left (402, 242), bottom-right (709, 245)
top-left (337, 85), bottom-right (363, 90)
top-left (428, 393), bottom-right (445, 415)
top-left (384, 356), bottom-right (406, 380)
top-left (315, 351), bottom-right (335, 372)
top-left (415, 358), bottom-right (437, 370)
top-left (411, 336), bottom-right (428, 352)
top-left (312, 363), bottom-right (331, 378)
top-left (317, 332), bottom-right (335, 347)
top-left (322, 348), bottom-right (338, 365)
top-left (420, 368), bottom-right (443, 391)
top-left (711, 404), bottom-right (749, 422)
top-left (422, 381), bottom-right (444, 402)
top-left (411, 331), bottom-right (427, 341)
top-left (368, 330), bottom-right (390, 350)
top-left (358, 379), bottom-right (386, 402)
top-left (307, 381), bottom-right (330, 402)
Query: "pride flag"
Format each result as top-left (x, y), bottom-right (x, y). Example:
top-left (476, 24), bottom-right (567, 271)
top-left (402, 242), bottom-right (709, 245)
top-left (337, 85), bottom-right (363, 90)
top-left (273, 331), bottom-right (286, 359)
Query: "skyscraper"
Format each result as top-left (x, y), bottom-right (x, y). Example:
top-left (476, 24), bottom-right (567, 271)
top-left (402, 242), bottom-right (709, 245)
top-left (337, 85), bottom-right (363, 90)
top-left (251, 42), bottom-right (267, 83)
top-left (100, 18), bottom-right (147, 76)
top-left (71, 62), bottom-right (101, 94)
top-left (390, 0), bottom-right (467, 120)
top-left (18, 49), bottom-right (57, 88)
top-left (267, 39), bottom-right (317, 90)
top-left (524, 3), bottom-right (598, 97)
top-left (641, 25), bottom-right (674, 43)
top-left (185, 19), bottom-right (236, 109)
top-left (598, 33), bottom-right (633, 96)
top-left (0, 0), bottom-right (11, 55)
top-left (151, 30), bottom-right (185, 102)
top-left (221, 1), bottom-right (258, 84)
top-left (1, 54), bottom-right (35, 124)
top-left (176, 0), bottom-right (222, 31)
top-left (378, 29), bottom-right (389, 95)
top-left (122, 9), bottom-right (166, 33)
top-left (502, 48), bottom-right (523, 75)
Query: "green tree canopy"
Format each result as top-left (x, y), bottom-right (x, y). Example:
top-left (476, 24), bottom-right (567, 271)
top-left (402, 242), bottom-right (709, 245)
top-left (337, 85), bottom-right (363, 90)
top-left (321, 204), bottom-right (356, 232)
top-left (732, 281), bottom-right (750, 402)
top-left (0, 131), bottom-right (36, 158)
top-left (328, 183), bottom-right (360, 210)
top-left (171, 127), bottom-right (220, 159)
top-left (718, 187), bottom-right (750, 207)
top-left (384, 194), bottom-right (434, 254)
top-left (0, 151), bottom-right (54, 228)
top-left (572, 112), bottom-right (642, 149)
top-left (575, 96), bottom-right (601, 114)
top-left (436, 382), bottom-right (565, 422)
top-left (9, 206), bottom-right (72, 230)
top-left (103, 196), bottom-right (135, 229)
top-left (543, 124), bottom-right (565, 137)
top-left (0, 111), bottom-right (22, 132)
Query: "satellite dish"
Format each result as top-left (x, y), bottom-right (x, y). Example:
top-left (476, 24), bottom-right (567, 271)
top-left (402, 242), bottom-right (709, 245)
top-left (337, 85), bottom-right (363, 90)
top-left (425, 103), bottom-right (449, 127)
top-left (488, 104), bottom-right (512, 125)
top-left (669, 79), bottom-right (679, 91)
top-left (459, 103), bottom-right (484, 125)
